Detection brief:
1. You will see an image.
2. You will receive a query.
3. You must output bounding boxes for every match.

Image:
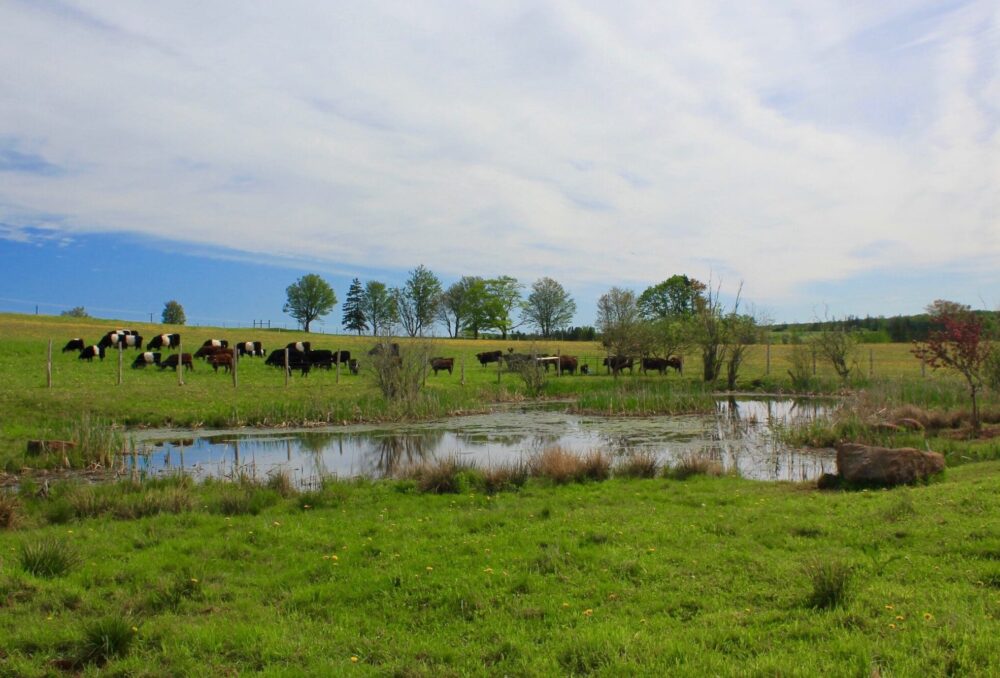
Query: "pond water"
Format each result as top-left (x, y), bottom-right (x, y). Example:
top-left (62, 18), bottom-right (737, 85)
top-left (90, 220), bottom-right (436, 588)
top-left (130, 398), bottom-right (836, 486)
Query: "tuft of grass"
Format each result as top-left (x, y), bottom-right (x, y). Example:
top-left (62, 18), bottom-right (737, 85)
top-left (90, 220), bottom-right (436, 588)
top-left (405, 457), bottom-right (482, 494)
top-left (19, 537), bottom-right (79, 578)
top-left (77, 616), bottom-right (136, 665)
top-left (482, 462), bottom-right (530, 494)
top-left (805, 558), bottom-right (854, 609)
top-left (615, 450), bottom-right (660, 478)
top-left (530, 447), bottom-right (583, 484)
top-left (663, 453), bottom-right (724, 480)
top-left (266, 469), bottom-right (297, 498)
top-left (0, 490), bottom-right (21, 529)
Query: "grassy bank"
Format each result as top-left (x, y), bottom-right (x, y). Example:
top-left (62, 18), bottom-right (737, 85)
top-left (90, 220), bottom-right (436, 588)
top-left (1, 463), bottom-right (998, 675)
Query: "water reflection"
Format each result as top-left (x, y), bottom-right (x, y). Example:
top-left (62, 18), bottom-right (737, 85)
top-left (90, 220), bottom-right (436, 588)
top-left (133, 398), bottom-right (836, 486)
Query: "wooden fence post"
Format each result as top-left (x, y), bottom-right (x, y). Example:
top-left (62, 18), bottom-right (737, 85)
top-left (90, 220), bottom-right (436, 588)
top-left (869, 348), bottom-right (874, 377)
top-left (232, 347), bottom-right (238, 388)
top-left (46, 339), bottom-right (52, 388)
top-left (177, 341), bottom-right (184, 386)
top-left (812, 348), bottom-right (817, 376)
top-left (461, 355), bottom-right (465, 386)
top-left (284, 348), bottom-right (289, 387)
top-left (118, 345), bottom-right (123, 386)
top-left (557, 348), bottom-right (562, 377)
top-left (335, 348), bottom-right (340, 384)
top-left (497, 352), bottom-right (502, 384)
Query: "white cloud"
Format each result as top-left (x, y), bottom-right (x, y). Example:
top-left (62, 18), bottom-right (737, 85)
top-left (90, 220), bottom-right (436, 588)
top-left (0, 0), bottom-right (997, 313)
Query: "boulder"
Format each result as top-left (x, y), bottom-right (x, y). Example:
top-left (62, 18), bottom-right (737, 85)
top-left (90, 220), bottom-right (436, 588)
top-left (835, 443), bottom-right (944, 487)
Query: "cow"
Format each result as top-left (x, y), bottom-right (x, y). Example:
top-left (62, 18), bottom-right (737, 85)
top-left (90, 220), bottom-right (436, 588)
top-left (558, 355), bottom-right (578, 374)
top-left (114, 329), bottom-right (138, 335)
top-left (78, 345), bottom-right (105, 362)
top-left (641, 356), bottom-right (683, 375)
top-left (208, 352), bottom-right (234, 373)
top-left (306, 349), bottom-right (335, 369)
top-left (132, 352), bottom-right (161, 368)
top-left (159, 353), bottom-right (194, 371)
top-left (98, 331), bottom-right (143, 350)
top-left (429, 357), bottom-right (454, 375)
top-left (476, 350), bottom-right (503, 366)
top-left (194, 344), bottom-right (229, 360)
top-left (147, 333), bottom-right (180, 351)
top-left (62, 338), bottom-right (85, 353)
top-left (202, 339), bottom-right (229, 349)
top-left (286, 341), bottom-right (310, 353)
top-left (237, 341), bottom-right (266, 357)
top-left (266, 348), bottom-right (311, 375)
top-left (603, 356), bottom-right (635, 374)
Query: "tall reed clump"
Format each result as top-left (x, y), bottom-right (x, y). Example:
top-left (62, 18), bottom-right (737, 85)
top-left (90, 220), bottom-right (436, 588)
top-left (404, 457), bottom-right (482, 494)
top-left (481, 462), bottom-right (530, 494)
top-left (804, 558), bottom-right (854, 609)
top-left (19, 537), bottom-right (79, 578)
top-left (615, 450), bottom-right (660, 478)
top-left (663, 453), bottom-right (724, 480)
top-left (67, 414), bottom-right (124, 469)
top-left (530, 447), bottom-right (610, 484)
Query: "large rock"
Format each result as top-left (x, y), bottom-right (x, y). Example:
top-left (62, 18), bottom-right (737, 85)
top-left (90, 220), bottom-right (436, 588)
top-left (835, 443), bottom-right (945, 486)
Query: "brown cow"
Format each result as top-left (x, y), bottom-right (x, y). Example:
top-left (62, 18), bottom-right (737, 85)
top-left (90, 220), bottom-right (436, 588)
top-left (208, 352), bottom-right (234, 373)
top-left (194, 344), bottom-right (229, 360)
top-left (641, 356), bottom-right (683, 375)
top-left (159, 353), bottom-right (194, 371)
top-left (429, 357), bottom-right (454, 375)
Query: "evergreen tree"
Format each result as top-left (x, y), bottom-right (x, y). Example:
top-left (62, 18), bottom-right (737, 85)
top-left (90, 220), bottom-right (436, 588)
top-left (342, 278), bottom-right (367, 335)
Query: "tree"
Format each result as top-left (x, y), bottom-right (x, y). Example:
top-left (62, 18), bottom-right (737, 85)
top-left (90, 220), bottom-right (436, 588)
top-left (283, 274), bottom-right (336, 332)
top-left (691, 280), bottom-right (732, 383)
top-left (912, 301), bottom-right (992, 434)
top-left (360, 281), bottom-right (397, 336)
top-left (724, 312), bottom-right (760, 390)
top-left (522, 277), bottom-right (576, 338)
top-left (638, 275), bottom-right (706, 320)
top-left (61, 306), bottom-right (89, 318)
top-left (342, 278), bottom-right (367, 335)
top-left (482, 276), bottom-right (524, 340)
top-left (596, 287), bottom-right (643, 375)
top-left (161, 300), bottom-right (186, 325)
top-left (395, 265), bottom-right (442, 337)
top-left (437, 276), bottom-right (487, 338)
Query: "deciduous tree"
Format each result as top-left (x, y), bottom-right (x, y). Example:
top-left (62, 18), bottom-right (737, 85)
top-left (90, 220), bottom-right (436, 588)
top-left (161, 300), bottom-right (186, 325)
top-left (360, 281), bottom-right (396, 336)
top-left (522, 277), bottom-right (575, 338)
top-left (283, 274), bottom-right (336, 332)
top-left (395, 265), bottom-right (442, 337)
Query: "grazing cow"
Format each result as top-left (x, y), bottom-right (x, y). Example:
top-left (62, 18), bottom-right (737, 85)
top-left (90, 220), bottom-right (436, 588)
top-left (132, 352), bottom-right (161, 368)
top-left (159, 353), bottom-right (194, 371)
top-left (98, 331), bottom-right (143, 350)
top-left (641, 356), bottom-right (683, 375)
top-left (194, 344), bottom-right (230, 360)
top-left (78, 345), bottom-right (105, 362)
top-left (333, 350), bottom-right (351, 364)
top-left (237, 341), bottom-right (266, 357)
top-left (114, 329), bottom-right (138, 335)
top-left (202, 339), bottom-right (229, 349)
top-left (603, 356), bottom-right (635, 374)
top-left (429, 357), bottom-right (454, 375)
top-left (62, 338), bottom-right (85, 353)
top-left (476, 350), bottom-right (503, 366)
top-left (286, 341), bottom-right (311, 353)
top-left (558, 355), bottom-right (578, 374)
top-left (306, 349), bottom-right (334, 369)
top-left (147, 333), bottom-right (180, 351)
top-left (208, 352), bottom-right (234, 373)
top-left (265, 348), bottom-right (311, 375)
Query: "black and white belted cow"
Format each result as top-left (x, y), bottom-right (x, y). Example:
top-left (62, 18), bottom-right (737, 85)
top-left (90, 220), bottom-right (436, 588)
top-left (131, 352), bottom-right (161, 368)
top-left (62, 338), bottom-right (85, 353)
top-left (286, 341), bottom-right (311, 353)
top-left (237, 341), bottom-right (266, 357)
top-left (146, 333), bottom-right (181, 351)
top-left (98, 331), bottom-right (143, 350)
top-left (78, 345), bottom-right (105, 362)
top-left (202, 339), bottom-right (229, 349)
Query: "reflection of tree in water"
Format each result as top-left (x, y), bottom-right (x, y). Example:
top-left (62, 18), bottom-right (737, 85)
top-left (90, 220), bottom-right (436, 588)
top-left (365, 431), bottom-right (445, 477)
top-left (296, 432), bottom-right (341, 454)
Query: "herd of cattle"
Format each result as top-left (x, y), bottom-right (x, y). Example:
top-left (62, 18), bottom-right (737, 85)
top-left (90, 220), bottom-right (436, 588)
top-left (61, 330), bottom-right (683, 378)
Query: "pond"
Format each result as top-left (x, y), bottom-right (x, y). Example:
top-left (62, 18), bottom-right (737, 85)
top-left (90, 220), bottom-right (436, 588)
top-left (130, 398), bottom-right (836, 486)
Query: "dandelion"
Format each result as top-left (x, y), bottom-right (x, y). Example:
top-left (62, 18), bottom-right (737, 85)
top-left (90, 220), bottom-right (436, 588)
top-left (190, 578), bottom-right (199, 584)
top-left (351, 656), bottom-right (359, 663)
top-left (484, 567), bottom-right (493, 574)
top-left (895, 615), bottom-right (904, 621)
top-left (888, 623), bottom-right (896, 630)
top-left (583, 609), bottom-right (593, 617)
top-left (562, 602), bottom-right (569, 608)
top-left (924, 612), bottom-right (933, 621)
top-left (885, 604), bottom-right (894, 610)
top-left (131, 626), bottom-right (138, 633)
top-left (426, 566), bottom-right (433, 572)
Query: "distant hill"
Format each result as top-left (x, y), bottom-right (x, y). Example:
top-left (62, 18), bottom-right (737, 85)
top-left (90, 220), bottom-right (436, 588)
top-left (769, 310), bottom-right (1000, 344)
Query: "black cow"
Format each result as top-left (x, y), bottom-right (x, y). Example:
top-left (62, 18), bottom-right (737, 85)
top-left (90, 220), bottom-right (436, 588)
top-left (237, 341), bottom-right (266, 357)
top-left (78, 345), bottom-right (105, 362)
top-left (476, 350), bottom-right (503, 366)
top-left (286, 341), bottom-right (311, 353)
top-left (603, 356), bottom-right (634, 374)
top-left (147, 333), bottom-right (180, 351)
top-left (266, 348), bottom-right (311, 375)
top-left (62, 338), bottom-right (85, 353)
top-left (307, 350), bottom-right (335, 369)
top-left (132, 352), bottom-right (161, 368)
top-left (641, 356), bottom-right (683, 375)
top-left (429, 357), bottom-right (454, 375)
top-left (159, 353), bottom-right (194, 371)
top-left (202, 339), bottom-right (229, 349)
top-left (98, 331), bottom-right (143, 350)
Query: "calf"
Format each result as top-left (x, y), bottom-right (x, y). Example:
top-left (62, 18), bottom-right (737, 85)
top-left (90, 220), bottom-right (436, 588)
top-left (348, 358), bottom-right (360, 375)
top-left (78, 345), bottom-right (105, 362)
top-left (208, 352), bottom-right (234, 373)
top-left (131, 352), bottom-right (161, 368)
top-left (147, 333), bottom-right (180, 351)
top-left (62, 338), bottom-right (85, 353)
top-left (429, 357), bottom-right (454, 375)
top-left (237, 341), bottom-right (266, 357)
top-left (159, 353), bottom-right (194, 371)
top-left (476, 350), bottom-right (503, 366)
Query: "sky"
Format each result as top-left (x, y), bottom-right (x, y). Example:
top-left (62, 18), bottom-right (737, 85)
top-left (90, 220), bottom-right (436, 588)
top-left (1, 0), bottom-right (998, 330)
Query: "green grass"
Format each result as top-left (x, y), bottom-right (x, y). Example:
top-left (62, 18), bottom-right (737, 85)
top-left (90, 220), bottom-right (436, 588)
top-left (0, 464), bottom-right (997, 675)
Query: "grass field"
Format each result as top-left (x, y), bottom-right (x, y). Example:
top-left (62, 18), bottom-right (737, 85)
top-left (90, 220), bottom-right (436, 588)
top-left (1, 463), bottom-right (998, 675)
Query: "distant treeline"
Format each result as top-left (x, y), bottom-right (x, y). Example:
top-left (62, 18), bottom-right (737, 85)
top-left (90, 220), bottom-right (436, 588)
top-left (769, 311), bottom-right (1000, 344)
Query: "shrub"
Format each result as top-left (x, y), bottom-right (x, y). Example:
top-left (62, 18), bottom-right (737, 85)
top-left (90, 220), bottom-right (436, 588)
top-left (407, 457), bottom-right (481, 494)
top-left (530, 447), bottom-right (584, 484)
top-left (482, 462), bottom-right (530, 494)
top-left (580, 450), bottom-right (611, 481)
top-left (805, 559), bottom-right (854, 609)
top-left (615, 450), bottom-right (660, 478)
top-left (77, 616), bottom-right (136, 665)
top-left (20, 537), bottom-right (79, 578)
top-left (663, 453), bottom-right (724, 480)
top-left (0, 491), bottom-right (21, 529)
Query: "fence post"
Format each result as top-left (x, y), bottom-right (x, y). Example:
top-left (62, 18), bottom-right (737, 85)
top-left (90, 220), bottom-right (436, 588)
top-left (461, 355), bottom-right (465, 386)
top-left (557, 348), bottom-right (562, 377)
top-left (118, 345), bottom-right (123, 386)
top-left (284, 348), bottom-right (289, 387)
top-left (765, 338), bottom-right (770, 376)
top-left (336, 348), bottom-right (341, 384)
top-left (46, 339), bottom-right (52, 388)
top-left (232, 347), bottom-right (238, 388)
top-left (921, 358), bottom-right (926, 378)
top-left (869, 348), bottom-right (874, 377)
top-left (178, 341), bottom-right (184, 386)
top-left (812, 348), bottom-right (817, 376)
top-left (497, 352), bottom-right (502, 384)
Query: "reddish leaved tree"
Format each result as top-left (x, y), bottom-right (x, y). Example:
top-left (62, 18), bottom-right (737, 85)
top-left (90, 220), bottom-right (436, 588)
top-left (912, 301), bottom-right (992, 434)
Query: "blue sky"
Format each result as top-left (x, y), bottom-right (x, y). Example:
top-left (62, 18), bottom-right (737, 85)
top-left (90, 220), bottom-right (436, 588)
top-left (1, 1), bottom-right (998, 330)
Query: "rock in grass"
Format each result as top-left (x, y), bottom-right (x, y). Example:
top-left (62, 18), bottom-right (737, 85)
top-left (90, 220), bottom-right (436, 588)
top-left (835, 443), bottom-right (944, 487)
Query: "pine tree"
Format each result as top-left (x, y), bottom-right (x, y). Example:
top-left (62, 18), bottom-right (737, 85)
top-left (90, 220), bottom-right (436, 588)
top-left (342, 278), bottom-right (367, 335)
